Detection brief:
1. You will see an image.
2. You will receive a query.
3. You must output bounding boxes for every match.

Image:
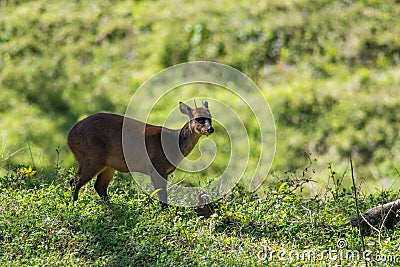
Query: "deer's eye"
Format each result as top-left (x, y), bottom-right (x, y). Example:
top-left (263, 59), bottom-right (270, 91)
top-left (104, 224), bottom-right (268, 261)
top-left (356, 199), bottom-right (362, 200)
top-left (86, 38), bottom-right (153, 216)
top-left (194, 117), bottom-right (208, 124)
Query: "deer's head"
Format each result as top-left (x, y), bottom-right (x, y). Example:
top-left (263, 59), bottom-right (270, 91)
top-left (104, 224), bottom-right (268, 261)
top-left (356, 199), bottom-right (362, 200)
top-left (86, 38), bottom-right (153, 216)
top-left (179, 101), bottom-right (214, 136)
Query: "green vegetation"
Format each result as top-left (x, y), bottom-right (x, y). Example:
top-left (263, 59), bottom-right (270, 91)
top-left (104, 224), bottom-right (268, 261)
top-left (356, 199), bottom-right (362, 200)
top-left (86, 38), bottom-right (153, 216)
top-left (1, 0), bottom-right (400, 265)
top-left (1, 166), bottom-right (400, 266)
top-left (1, 0), bottom-right (399, 186)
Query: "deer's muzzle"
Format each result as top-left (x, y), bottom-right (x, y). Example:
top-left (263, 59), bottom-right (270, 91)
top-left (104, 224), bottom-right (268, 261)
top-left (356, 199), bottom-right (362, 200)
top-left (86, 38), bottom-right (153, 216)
top-left (205, 120), bottom-right (214, 135)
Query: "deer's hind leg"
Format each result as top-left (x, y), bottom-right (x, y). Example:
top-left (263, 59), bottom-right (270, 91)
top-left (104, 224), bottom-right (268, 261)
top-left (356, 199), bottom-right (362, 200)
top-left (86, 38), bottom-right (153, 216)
top-left (72, 163), bottom-right (104, 201)
top-left (69, 166), bottom-right (81, 187)
top-left (94, 167), bottom-right (115, 203)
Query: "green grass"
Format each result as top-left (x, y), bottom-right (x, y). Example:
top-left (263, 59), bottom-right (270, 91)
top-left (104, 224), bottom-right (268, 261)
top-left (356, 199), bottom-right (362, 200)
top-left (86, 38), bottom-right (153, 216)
top-left (1, 0), bottom-right (400, 189)
top-left (1, 1), bottom-right (400, 265)
top-left (1, 165), bottom-right (400, 266)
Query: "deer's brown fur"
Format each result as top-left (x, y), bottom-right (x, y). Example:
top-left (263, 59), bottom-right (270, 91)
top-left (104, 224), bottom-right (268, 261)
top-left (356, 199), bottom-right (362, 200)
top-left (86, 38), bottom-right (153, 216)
top-left (67, 102), bottom-right (213, 207)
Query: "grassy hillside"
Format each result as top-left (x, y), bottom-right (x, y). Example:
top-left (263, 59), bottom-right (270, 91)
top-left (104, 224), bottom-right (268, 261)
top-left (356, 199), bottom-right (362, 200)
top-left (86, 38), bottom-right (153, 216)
top-left (1, 0), bottom-right (400, 192)
top-left (1, 1), bottom-right (400, 265)
top-left (1, 167), bottom-right (400, 266)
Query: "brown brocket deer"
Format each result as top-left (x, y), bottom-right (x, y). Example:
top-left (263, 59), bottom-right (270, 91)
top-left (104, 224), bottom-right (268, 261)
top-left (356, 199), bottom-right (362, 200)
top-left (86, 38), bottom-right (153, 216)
top-left (67, 101), bottom-right (214, 208)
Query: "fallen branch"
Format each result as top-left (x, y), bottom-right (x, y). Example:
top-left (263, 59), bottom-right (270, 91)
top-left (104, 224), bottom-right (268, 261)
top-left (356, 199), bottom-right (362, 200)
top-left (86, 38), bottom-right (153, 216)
top-left (349, 199), bottom-right (400, 231)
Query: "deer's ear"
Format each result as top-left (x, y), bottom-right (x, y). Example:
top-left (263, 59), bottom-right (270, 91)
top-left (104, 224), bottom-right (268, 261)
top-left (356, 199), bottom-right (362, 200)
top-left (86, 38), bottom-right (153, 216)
top-left (203, 101), bottom-right (209, 109)
top-left (179, 102), bottom-right (192, 115)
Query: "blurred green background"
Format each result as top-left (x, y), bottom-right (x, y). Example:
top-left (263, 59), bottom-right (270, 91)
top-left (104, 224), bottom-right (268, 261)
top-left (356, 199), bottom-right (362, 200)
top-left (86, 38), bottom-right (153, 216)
top-left (0, 0), bottom-right (399, 192)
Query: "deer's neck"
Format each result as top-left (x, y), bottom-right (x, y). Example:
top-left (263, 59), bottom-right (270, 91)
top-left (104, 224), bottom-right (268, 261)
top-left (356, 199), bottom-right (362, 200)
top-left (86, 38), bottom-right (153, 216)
top-left (178, 122), bottom-right (201, 157)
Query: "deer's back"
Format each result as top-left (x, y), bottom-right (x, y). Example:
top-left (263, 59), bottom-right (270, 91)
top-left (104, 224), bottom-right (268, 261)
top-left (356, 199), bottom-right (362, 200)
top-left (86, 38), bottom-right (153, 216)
top-left (68, 113), bottom-right (142, 171)
top-left (67, 113), bottom-right (175, 173)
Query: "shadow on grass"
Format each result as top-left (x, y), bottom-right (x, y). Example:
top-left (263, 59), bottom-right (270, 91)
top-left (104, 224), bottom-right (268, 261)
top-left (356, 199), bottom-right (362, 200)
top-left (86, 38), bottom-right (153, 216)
top-left (67, 194), bottom-right (171, 266)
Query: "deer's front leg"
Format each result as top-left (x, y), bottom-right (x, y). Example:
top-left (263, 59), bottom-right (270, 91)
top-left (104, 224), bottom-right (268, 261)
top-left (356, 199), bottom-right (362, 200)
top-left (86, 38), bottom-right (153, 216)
top-left (150, 169), bottom-right (168, 209)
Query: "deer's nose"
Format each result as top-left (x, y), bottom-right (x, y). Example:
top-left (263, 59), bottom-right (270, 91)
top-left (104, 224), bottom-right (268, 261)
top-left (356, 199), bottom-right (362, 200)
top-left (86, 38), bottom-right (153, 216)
top-left (207, 127), bottom-right (214, 134)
